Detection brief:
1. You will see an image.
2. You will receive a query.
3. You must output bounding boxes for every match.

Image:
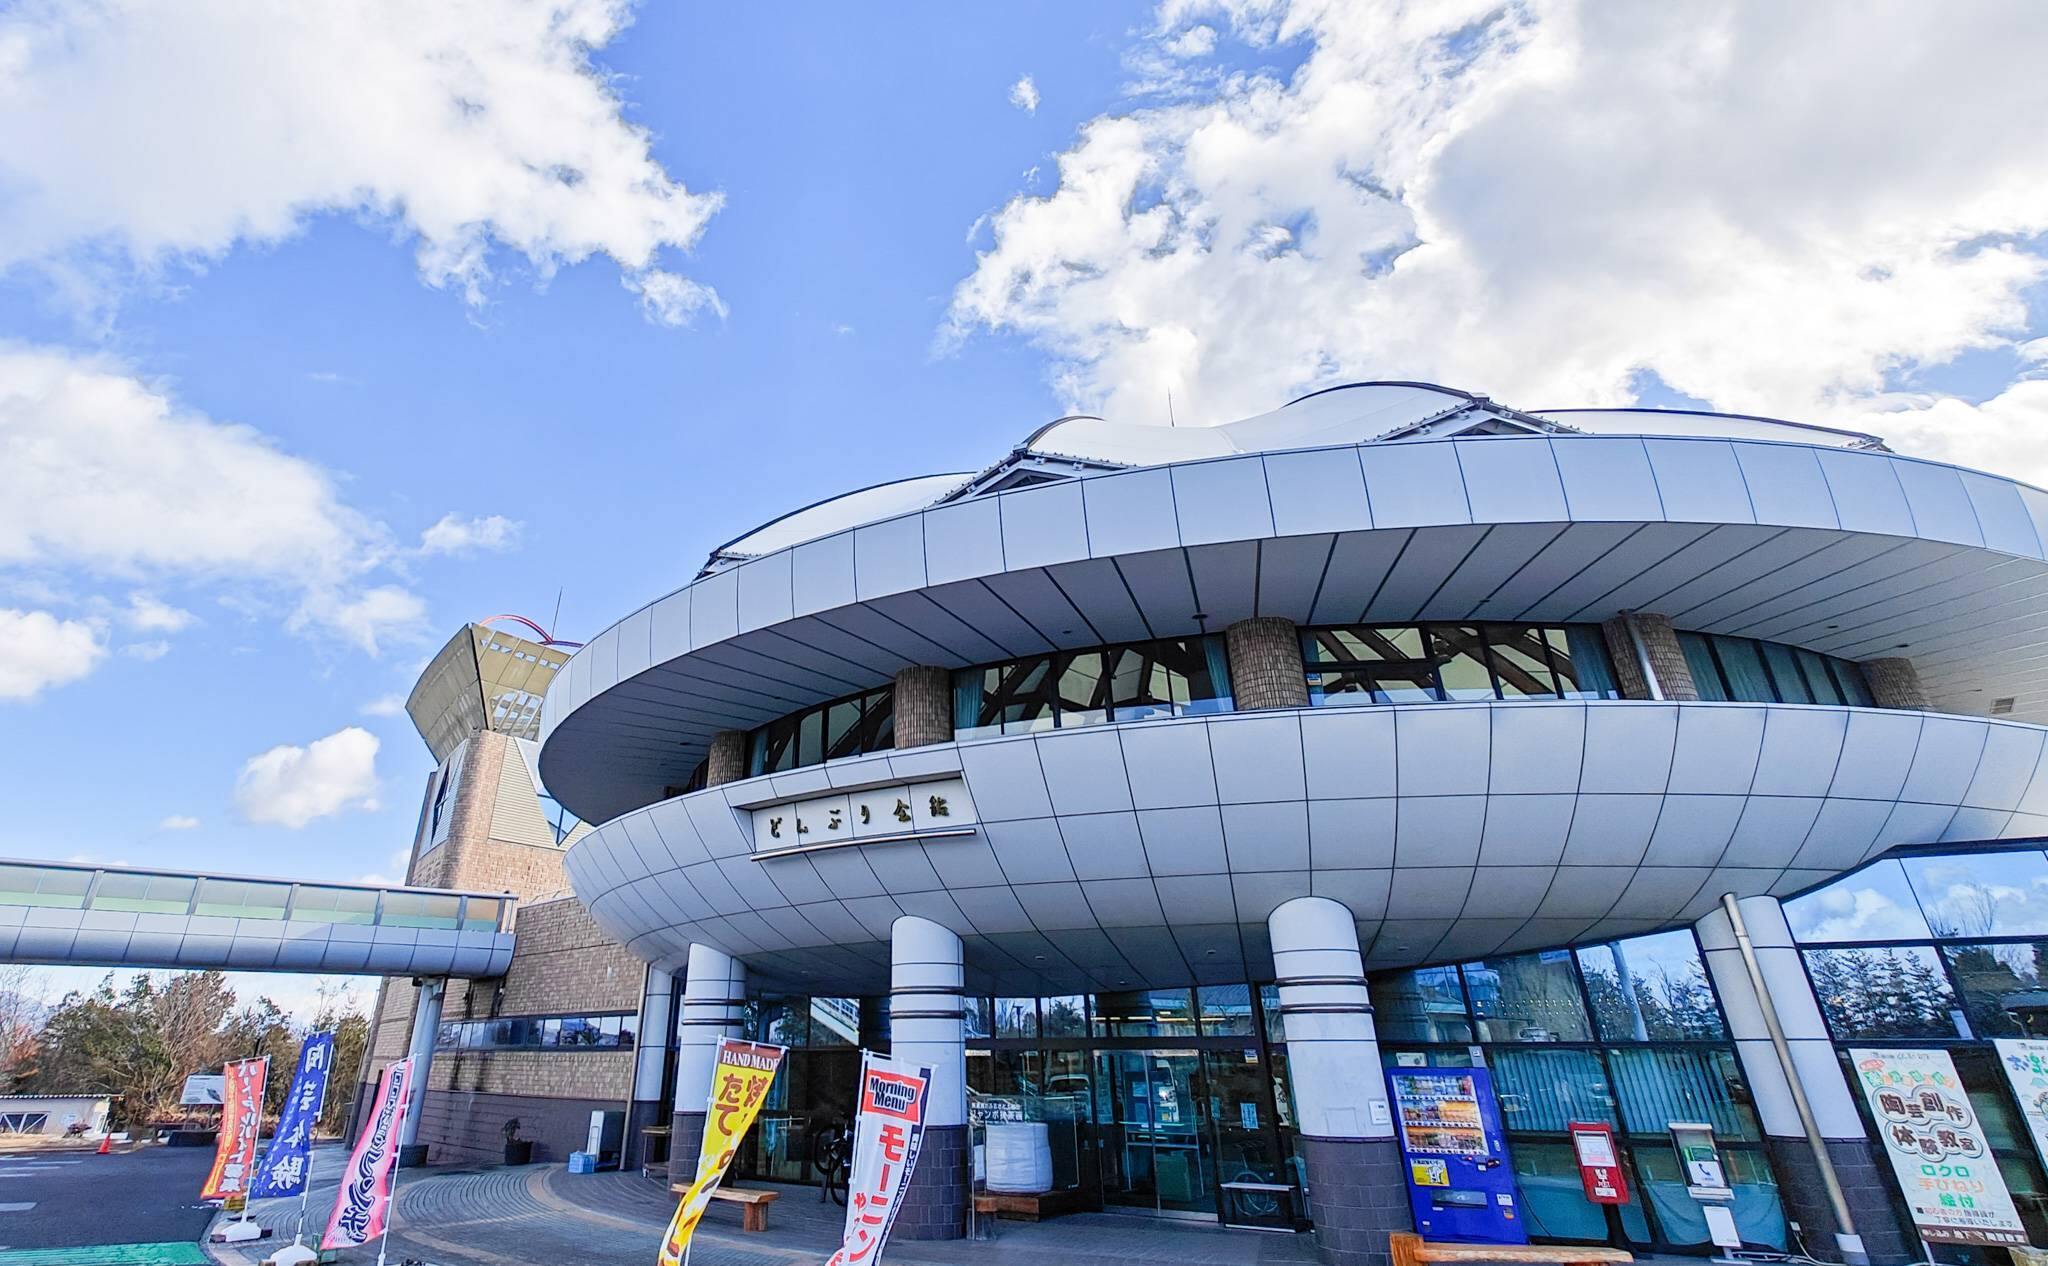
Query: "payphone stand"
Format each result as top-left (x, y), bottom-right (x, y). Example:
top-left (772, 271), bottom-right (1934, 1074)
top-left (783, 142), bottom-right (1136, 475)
top-left (1670, 1121), bottom-right (1745, 1266)
top-left (1386, 1068), bottom-right (1527, 1246)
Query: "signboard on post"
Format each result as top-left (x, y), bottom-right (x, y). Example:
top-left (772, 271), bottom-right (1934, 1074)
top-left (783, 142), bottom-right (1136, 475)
top-left (657, 1038), bottom-right (786, 1266)
top-left (1568, 1121), bottom-right (1629, 1204)
top-left (1847, 1047), bottom-right (2027, 1246)
top-left (826, 1052), bottom-right (933, 1266)
top-left (1993, 1037), bottom-right (2048, 1170)
top-left (199, 1057), bottom-right (268, 1202)
top-left (181, 1074), bottom-right (225, 1107)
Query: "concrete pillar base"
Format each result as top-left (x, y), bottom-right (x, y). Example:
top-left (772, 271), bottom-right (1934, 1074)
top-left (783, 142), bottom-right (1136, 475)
top-left (892, 1123), bottom-right (969, 1240)
top-left (1763, 1135), bottom-right (1913, 1265)
top-left (1300, 1136), bottom-right (1409, 1266)
top-left (397, 1143), bottom-right (429, 1169)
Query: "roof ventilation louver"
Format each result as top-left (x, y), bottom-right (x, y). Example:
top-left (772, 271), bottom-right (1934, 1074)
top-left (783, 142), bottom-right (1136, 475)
top-left (1992, 697), bottom-right (2016, 715)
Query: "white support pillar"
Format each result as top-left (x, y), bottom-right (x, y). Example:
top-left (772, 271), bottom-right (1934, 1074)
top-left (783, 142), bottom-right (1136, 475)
top-left (628, 965), bottom-right (676, 1169)
top-left (1269, 897), bottom-right (1405, 1266)
top-left (889, 916), bottom-right (967, 1240)
top-left (1697, 896), bottom-right (1907, 1264)
top-left (672, 944), bottom-right (745, 1173)
top-left (398, 977), bottom-right (444, 1165)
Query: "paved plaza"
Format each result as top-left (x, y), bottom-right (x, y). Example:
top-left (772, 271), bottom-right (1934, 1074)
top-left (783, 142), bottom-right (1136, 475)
top-left (208, 1149), bottom-right (1322, 1266)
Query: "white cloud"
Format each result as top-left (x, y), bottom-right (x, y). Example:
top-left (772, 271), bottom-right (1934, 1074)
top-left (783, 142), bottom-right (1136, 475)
top-left (418, 512), bottom-right (522, 556)
top-left (1009, 74), bottom-right (1040, 115)
top-left (354, 847), bottom-right (415, 888)
top-left (0, 344), bottom-right (430, 657)
top-left (124, 593), bottom-right (194, 633)
top-left (158, 815), bottom-right (200, 831)
top-left (1164, 24), bottom-right (1217, 58)
top-left (361, 693), bottom-right (408, 718)
top-left (0, 0), bottom-right (722, 321)
top-left (234, 726), bottom-right (381, 829)
top-left (629, 269), bottom-right (728, 327)
top-left (121, 639), bottom-right (170, 661)
top-left (0, 607), bottom-right (105, 699)
top-left (949, 2), bottom-right (2048, 461)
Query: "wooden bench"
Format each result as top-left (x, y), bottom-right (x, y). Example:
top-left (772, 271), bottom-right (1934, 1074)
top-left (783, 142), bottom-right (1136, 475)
top-left (1391, 1231), bottom-right (1633, 1266)
top-left (670, 1182), bottom-right (779, 1232)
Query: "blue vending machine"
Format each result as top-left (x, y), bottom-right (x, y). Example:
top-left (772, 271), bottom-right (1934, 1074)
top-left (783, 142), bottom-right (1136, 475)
top-left (1385, 1067), bottom-right (1527, 1245)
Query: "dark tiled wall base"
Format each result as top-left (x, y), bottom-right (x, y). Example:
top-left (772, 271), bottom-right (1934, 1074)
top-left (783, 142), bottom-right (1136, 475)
top-left (671, 1111), bottom-right (707, 1179)
top-left (894, 1124), bottom-right (969, 1240)
top-left (1763, 1136), bottom-right (1914, 1265)
top-left (1300, 1136), bottom-right (1411, 1266)
top-left (626, 1099), bottom-right (665, 1171)
top-left (413, 1089), bottom-right (614, 1167)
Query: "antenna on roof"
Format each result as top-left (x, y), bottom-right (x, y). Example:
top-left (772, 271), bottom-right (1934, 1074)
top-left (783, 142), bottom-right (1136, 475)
top-left (551, 588), bottom-right (564, 640)
top-left (1167, 389), bottom-right (1177, 428)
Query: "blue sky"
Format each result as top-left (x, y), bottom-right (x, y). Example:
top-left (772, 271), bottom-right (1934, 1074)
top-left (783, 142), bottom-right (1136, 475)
top-left (4, 1), bottom-right (2046, 1015)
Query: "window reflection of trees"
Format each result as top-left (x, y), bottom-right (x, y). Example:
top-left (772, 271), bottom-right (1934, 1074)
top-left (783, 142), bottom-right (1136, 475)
top-left (1804, 946), bottom-right (1961, 1039)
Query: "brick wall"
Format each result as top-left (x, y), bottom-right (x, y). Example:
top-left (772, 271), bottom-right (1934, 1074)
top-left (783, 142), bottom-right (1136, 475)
top-left (1599, 612), bottom-right (1699, 701)
top-left (892, 666), bottom-right (953, 748)
top-left (1862, 656), bottom-right (1929, 710)
top-left (706, 730), bottom-right (749, 786)
top-left (1225, 617), bottom-right (1309, 710)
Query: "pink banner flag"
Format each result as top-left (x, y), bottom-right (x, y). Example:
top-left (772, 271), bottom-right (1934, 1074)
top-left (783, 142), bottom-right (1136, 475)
top-left (322, 1056), bottom-right (415, 1250)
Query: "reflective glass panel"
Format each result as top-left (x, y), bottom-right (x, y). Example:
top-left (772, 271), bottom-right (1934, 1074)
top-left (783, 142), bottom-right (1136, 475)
top-left (1055, 650), bottom-right (1109, 727)
top-left (1804, 946), bottom-right (1963, 1038)
top-left (1433, 626), bottom-right (1495, 701)
top-left (1464, 951), bottom-right (1593, 1042)
top-left (1489, 1047), bottom-right (1614, 1131)
top-left (379, 891), bottom-right (462, 929)
top-left (459, 897), bottom-right (503, 932)
top-left (1195, 984), bottom-right (1256, 1036)
top-left (1608, 1047), bottom-right (1757, 1139)
top-left (0, 865), bottom-right (91, 909)
top-left (1784, 859), bottom-right (1935, 942)
top-left (994, 997), bottom-right (1037, 1039)
top-left (1576, 930), bottom-right (1724, 1041)
top-left (1485, 625), bottom-right (1559, 699)
top-left (1040, 995), bottom-right (1088, 1037)
top-left (1942, 942), bottom-right (2048, 1038)
top-left (193, 879), bottom-right (290, 919)
top-left (1091, 989), bottom-right (1196, 1038)
top-left (961, 996), bottom-right (993, 1040)
top-left (290, 885), bottom-right (379, 925)
top-left (1760, 641), bottom-right (1813, 703)
top-left (1901, 850), bottom-right (2048, 938)
top-left (808, 997), bottom-right (859, 1047)
top-left (91, 872), bottom-right (196, 915)
top-left (1368, 966), bottom-right (1473, 1043)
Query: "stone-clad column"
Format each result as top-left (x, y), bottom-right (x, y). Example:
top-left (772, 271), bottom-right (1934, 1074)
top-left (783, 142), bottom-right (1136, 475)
top-left (398, 977), bottom-right (445, 1166)
top-left (1599, 612), bottom-right (1698, 701)
top-left (1697, 897), bottom-right (1910, 1264)
top-left (705, 731), bottom-right (750, 787)
top-left (1226, 617), bottom-right (1309, 710)
top-left (893, 666), bottom-right (954, 748)
top-left (1860, 657), bottom-right (1929, 710)
top-left (628, 966), bottom-right (676, 1171)
top-left (1269, 897), bottom-right (1407, 1266)
top-left (890, 916), bottom-right (968, 1240)
top-left (672, 944), bottom-right (746, 1174)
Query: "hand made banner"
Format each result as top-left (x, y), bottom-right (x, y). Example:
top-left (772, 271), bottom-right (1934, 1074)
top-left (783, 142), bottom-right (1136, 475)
top-left (658, 1038), bottom-right (785, 1266)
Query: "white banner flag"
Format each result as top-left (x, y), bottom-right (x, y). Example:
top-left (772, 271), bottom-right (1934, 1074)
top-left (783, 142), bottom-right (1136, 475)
top-left (1847, 1047), bottom-right (2026, 1246)
top-left (825, 1051), bottom-right (932, 1266)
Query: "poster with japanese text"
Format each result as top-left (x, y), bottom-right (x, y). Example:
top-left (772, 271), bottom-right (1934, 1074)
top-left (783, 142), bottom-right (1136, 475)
top-left (251, 1030), bottom-right (334, 1199)
top-left (200, 1056), bottom-right (269, 1201)
top-left (1993, 1038), bottom-right (2048, 1172)
top-left (826, 1052), bottom-right (932, 1266)
top-left (658, 1038), bottom-right (786, 1266)
top-left (1847, 1048), bottom-right (2026, 1246)
top-left (322, 1056), bottom-right (414, 1250)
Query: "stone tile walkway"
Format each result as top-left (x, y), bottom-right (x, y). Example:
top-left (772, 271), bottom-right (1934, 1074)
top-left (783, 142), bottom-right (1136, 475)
top-left (208, 1148), bottom-right (1322, 1265)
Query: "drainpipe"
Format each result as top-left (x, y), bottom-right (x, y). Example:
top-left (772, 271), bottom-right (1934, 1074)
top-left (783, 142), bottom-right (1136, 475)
top-left (1720, 895), bottom-right (1865, 1266)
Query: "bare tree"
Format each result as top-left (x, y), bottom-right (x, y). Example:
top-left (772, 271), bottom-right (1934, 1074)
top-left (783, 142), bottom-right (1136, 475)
top-left (0, 964), bottom-right (46, 1092)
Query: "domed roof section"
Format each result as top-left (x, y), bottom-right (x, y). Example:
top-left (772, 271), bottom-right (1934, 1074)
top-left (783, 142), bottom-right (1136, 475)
top-left (1532, 407), bottom-right (1888, 449)
top-left (706, 472), bottom-right (972, 572)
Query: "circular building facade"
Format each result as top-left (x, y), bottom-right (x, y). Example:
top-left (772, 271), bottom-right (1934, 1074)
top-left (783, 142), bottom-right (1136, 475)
top-left (540, 382), bottom-right (2048, 1262)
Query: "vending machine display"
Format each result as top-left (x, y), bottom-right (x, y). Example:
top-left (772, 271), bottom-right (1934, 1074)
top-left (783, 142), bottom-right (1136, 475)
top-left (1386, 1068), bottom-right (1527, 1245)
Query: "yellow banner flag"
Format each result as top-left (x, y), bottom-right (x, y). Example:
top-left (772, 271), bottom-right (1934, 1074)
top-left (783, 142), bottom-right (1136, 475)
top-left (658, 1038), bottom-right (786, 1266)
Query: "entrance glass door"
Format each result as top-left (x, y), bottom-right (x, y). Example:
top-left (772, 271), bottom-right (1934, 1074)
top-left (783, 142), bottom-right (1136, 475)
top-left (1094, 1049), bottom-right (1214, 1215)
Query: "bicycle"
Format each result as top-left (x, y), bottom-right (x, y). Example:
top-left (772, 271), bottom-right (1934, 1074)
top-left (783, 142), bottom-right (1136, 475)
top-left (811, 1116), bottom-right (851, 1206)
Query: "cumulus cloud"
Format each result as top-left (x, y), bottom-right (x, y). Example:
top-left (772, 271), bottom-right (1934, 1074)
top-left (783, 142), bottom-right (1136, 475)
top-left (948, 1), bottom-right (2048, 465)
top-left (158, 815), bottom-right (200, 831)
top-left (234, 726), bottom-right (381, 829)
top-left (124, 593), bottom-right (194, 633)
top-left (418, 512), bottom-right (522, 556)
top-left (0, 607), bottom-right (105, 699)
top-left (0, 0), bottom-right (723, 320)
top-left (0, 344), bottom-right (433, 656)
top-left (1009, 75), bottom-right (1040, 114)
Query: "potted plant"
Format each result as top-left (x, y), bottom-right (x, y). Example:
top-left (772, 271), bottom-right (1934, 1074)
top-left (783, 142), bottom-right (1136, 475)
top-left (502, 1117), bottom-right (532, 1166)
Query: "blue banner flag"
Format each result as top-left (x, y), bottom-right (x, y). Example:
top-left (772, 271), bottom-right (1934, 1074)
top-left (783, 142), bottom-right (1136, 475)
top-left (250, 1030), bottom-right (335, 1199)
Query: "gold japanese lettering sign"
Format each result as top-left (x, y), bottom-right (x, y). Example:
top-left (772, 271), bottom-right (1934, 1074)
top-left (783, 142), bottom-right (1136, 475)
top-left (657, 1038), bottom-right (786, 1266)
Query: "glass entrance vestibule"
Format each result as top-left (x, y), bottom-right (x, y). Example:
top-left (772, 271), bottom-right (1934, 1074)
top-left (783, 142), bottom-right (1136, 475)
top-left (726, 928), bottom-right (1796, 1253)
